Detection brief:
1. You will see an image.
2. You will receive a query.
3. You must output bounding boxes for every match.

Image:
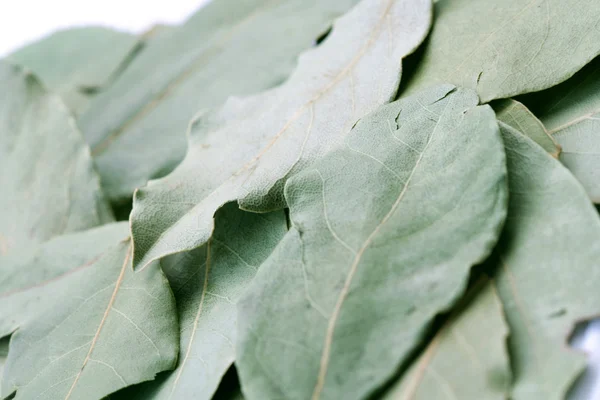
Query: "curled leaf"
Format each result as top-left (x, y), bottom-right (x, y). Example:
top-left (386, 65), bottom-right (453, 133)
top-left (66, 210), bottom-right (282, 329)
top-left (131, 0), bottom-right (433, 270)
top-left (79, 0), bottom-right (362, 202)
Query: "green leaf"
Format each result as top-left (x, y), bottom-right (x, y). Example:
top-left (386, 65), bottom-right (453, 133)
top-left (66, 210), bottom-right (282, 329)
top-left (130, 0), bottom-right (433, 270)
top-left (8, 27), bottom-right (140, 115)
top-left (401, 0), bottom-right (600, 102)
top-left (520, 57), bottom-right (600, 203)
top-left (383, 281), bottom-right (510, 400)
top-left (78, 0), bottom-right (362, 203)
top-left (0, 62), bottom-right (113, 257)
top-left (490, 122), bottom-right (600, 400)
top-left (0, 223), bottom-right (179, 400)
top-left (114, 204), bottom-right (286, 400)
top-left (236, 85), bottom-right (508, 400)
top-left (493, 99), bottom-right (560, 158)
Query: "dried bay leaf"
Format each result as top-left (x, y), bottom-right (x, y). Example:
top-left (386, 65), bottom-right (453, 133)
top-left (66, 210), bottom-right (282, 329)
top-left (8, 27), bottom-right (140, 116)
top-left (494, 99), bottom-right (560, 157)
top-left (0, 223), bottom-right (178, 400)
top-left (236, 85), bottom-right (508, 400)
top-left (490, 123), bottom-right (600, 400)
top-left (79, 0), bottom-right (362, 203)
top-left (402, 0), bottom-right (600, 102)
top-left (521, 57), bottom-right (600, 202)
top-left (383, 282), bottom-right (510, 400)
top-left (114, 204), bottom-right (286, 400)
top-left (0, 62), bottom-right (113, 258)
top-left (131, 0), bottom-right (433, 270)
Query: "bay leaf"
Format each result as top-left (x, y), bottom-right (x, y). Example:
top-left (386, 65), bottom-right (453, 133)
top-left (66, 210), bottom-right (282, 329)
top-left (494, 99), bottom-right (560, 158)
top-left (520, 57), bottom-right (600, 202)
top-left (490, 122), bottom-right (600, 400)
top-left (0, 62), bottom-right (113, 257)
top-left (114, 204), bottom-right (286, 400)
top-left (8, 27), bottom-right (140, 115)
top-left (0, 223), bottom-right (178, 400)
top-left (401, 0), bottom-right (600, 102)
top-left (130, 0), bottom-right (433, 270)
top-left (383, 281), bottom-right (510, 400)
top-left (79, 0), bottom-right (362, 203)
top-left (236, 85), bottom-right (508, 400)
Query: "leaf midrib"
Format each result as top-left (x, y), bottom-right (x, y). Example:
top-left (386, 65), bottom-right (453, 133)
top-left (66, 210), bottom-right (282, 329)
top-left (311, 93), bottom-right (453, 400)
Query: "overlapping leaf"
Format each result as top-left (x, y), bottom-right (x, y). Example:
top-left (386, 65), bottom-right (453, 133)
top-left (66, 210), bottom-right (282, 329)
top-left (8, 27), bottom-right (140, 115)
top-left (131, 0), bottom-right (433, 270)
top-left (0, 61), bottom-right (113, 257)
top-left (494, 99), bottom-right (560, 157)
top-left (488, 123), bottom-right (600, 400)
top-left (0, 223), bottom-right (178, 400)
top-left (521, 57), bottom-right (600, 202)
top-left (383, 281), bottom-right (510, 400)
top-left (79, 0), bottom-right (362, 202)
top-left (115, 204), bottom-right (286, 400)
top-left (401, 0), bottom-right (600, 102)
top-left (236, 85), bottom-right (507, 400)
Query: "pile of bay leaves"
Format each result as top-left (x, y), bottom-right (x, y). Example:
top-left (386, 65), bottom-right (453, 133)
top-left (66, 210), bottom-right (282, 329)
top-left (2, 0), bottom-right (600, 399)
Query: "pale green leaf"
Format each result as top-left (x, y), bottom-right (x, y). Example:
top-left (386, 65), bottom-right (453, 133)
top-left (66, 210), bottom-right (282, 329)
top-left (383, 281), bottom-right (510, 400)
top-left (494, 99), bottom-right (560, 157)
top-left (236, 85), bottom-right (507, 400)
top-left (79, 0), bottom-right (362, 202)
top-left (490, 123), bottom-right (600, 400)
top-left (402, 0), bottom-right (600, 102)
top-left (0, 223), bottom-right (178, 400)
top-left (114, 204), bottom-right (286, 400)
top-left (521, 57), bottom-right (600, 202)
top-left (8, 27), bottom-right (139, 115)
top-left (0, 62), bottom-right (113, 257)
top-left (130, 0), bottom-right (433, 270)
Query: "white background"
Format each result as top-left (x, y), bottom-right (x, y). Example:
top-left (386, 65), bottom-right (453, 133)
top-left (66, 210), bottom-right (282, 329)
top-left (0, 0), bottom-right (210, 56)
top-left (0, 1), bottom-right (598, 398)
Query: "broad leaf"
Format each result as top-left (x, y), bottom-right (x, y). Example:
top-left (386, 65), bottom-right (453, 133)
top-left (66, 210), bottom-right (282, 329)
top-left (494, 99), bottom-right (560, 158)
top-left (490, 123), bottom-right (600, 400)
top-left (236, 85), bottom-right (508, 400)
top-left (401, 0), bottom-right (600, 102)
top-left (115, 204), bottom-right (286, 400)
top-left (0, 223), bottom-right (178, 400)
top-left (383, 281), bottom-right (510, 400)
top-left (79, 0), bottom-right (362, 203)
top-left (131, 0), bottom-right (433, 270)
top-left (8, 27), bottom-right (139, 115)
top-left (0, 62), bottom-right (113, 257)
top-left (521, 57), bottom-right (600, 202)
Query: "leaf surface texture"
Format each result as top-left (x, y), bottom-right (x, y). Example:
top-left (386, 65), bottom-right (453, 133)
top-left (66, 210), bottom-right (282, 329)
top-left (79, 0), bottom-right (362, 202)
top-left (383, 282), bottom-right (510, 400)
top-left (402, 0), bottom-right (600, 102)
top-left (236, 85), bottom-right (508, 400)
top-left (0, 224), bottom-right (178, 400)
top-left (0, 62), bottom-right (113, 257)
top-left (131, 0), bottom-right (433, 270)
